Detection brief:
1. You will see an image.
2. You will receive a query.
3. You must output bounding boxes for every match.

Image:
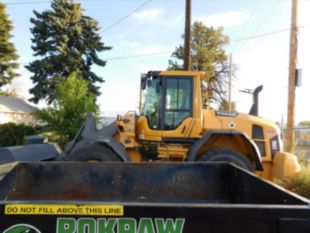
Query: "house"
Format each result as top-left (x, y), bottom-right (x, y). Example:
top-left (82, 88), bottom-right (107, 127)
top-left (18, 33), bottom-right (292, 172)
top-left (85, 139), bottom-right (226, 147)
top-left (0, 96), bottom-right (38, 125)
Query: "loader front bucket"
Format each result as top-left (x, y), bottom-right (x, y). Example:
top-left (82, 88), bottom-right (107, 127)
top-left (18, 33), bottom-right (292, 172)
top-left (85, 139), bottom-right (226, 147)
top-left (0, 162), bottom-right (308, 205)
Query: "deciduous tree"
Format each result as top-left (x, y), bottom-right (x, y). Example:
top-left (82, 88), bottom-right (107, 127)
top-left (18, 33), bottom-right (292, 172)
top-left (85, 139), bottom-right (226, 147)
top-left (169, 22), bottom-right (230, 108)
top-left (36, 72), bottom-right (98, 147)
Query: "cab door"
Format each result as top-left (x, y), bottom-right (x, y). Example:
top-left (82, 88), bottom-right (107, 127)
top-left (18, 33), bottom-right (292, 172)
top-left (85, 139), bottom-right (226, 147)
top-left (137, 75), bottom-right (162, 141)
top-left (161, 76), bottom-right (195, 139)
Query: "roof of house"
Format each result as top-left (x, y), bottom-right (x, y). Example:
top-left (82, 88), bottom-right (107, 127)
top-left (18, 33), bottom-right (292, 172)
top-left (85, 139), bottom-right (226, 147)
top-left (0, 96), bottom-right (37, 114)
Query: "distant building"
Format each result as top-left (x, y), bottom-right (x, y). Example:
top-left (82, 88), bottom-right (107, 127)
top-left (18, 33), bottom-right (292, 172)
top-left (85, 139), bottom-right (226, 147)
top-left (0, 96), bottom-right (38, 124)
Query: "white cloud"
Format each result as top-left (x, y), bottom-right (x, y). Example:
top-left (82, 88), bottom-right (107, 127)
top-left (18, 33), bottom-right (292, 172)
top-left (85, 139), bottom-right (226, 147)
top-left (164, 13), bottom-right (184, 28)
top-left (197, 11), bottom-right (250, 28)
top-left (131, 8), bottom-right (183, 28)
top-left (118, 41), bottom-right (142, 50)
top-left (111, 40), bottom-right (173, 56)
top-left (134, 44), bottom-right (173, 56)
top-left (132, 8), bottom-right (163, 22)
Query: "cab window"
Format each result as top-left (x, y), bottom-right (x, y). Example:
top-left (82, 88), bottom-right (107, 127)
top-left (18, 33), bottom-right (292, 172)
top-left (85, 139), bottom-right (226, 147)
top-left (164, 77), bottom-right (192, 130)
top-left (141, 77), bottom-right (161, 129)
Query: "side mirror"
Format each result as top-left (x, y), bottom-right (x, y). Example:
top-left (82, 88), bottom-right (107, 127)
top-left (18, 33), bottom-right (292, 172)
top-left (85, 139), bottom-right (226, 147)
top-left (141, 74), bottom-right (147, 90)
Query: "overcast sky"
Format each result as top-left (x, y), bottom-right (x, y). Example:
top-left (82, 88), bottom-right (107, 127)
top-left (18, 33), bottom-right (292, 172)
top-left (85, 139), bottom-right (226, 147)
top-left (4, 0), bottom-right (310, 124)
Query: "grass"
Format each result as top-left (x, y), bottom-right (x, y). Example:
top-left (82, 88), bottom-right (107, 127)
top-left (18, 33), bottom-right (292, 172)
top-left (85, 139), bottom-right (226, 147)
top-left (278, 165), bottom-right (310, 199)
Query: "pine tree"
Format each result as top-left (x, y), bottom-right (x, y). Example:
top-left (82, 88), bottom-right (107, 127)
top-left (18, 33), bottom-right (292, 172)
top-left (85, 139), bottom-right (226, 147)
top-left (169, 22), bottom-right (229, 108)
top-left (0, 2), bottom-right (19, 86)
top-left (26, 0), bottom-right (111, 103)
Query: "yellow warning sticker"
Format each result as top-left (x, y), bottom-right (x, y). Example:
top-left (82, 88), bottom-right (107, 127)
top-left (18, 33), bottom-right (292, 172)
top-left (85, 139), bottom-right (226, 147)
top-left (5, 204), bottom-right (124, 216)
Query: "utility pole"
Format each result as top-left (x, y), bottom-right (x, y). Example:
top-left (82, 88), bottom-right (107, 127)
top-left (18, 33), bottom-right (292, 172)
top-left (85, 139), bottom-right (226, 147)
top-left (286, 0), bottom-right (298, 152)
top-left (184, 0), bottom-right (192, 71)
top-left (228, 54), bottom-right (232, 112)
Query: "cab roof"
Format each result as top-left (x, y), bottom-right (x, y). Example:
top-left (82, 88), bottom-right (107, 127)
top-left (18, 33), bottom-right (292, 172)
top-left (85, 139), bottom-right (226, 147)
top-left (147, 70), bottom-right (205, 79)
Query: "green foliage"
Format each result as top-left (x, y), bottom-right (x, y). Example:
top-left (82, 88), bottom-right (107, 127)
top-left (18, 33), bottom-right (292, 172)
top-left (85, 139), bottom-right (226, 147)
top-left (169, 22), bottom-right (230, 107)
top-left (298, 121), bottom-right (310, 126)
top-left (276, 152), bottom-right (310, 199)
top-left (0, 2), bottom-right (19, 86)
top-left (36, 72), bottom-right (98, 147)
top-left (217, 99), bottom-right (236, 112)
top-left (0, 91), bottom-right (10, 96)
top-left (26, 0), bottom-right (111, 104)
top-left (0, 123), bottom-right (38, 147)
top-left (278, 165), bottom-right (310, 199)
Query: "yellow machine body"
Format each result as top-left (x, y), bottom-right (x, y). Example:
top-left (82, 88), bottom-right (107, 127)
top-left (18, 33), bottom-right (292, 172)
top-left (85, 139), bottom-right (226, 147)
top-left (114, 70), bottom-right (299, 180)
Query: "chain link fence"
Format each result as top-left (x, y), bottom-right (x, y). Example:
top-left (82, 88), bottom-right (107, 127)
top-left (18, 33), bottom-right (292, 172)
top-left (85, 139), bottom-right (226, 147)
top-left (282, 127), bottom-right (310, 161)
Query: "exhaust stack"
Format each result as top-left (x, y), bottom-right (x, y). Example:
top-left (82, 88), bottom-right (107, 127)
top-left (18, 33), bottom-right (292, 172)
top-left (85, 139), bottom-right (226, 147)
top-left (249, 85), bottom-right (263, 116)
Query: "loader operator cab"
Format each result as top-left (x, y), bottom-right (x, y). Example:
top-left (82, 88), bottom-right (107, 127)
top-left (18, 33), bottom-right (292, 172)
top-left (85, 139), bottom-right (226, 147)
top-left (140, 71), bottom-right (193, 131)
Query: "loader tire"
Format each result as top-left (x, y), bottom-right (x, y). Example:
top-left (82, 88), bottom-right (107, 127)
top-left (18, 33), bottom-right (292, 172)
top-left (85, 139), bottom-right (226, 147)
top-left (198, 148), bottom-right (254, 172)
top-left (65, 143), bottom-right (121, 162)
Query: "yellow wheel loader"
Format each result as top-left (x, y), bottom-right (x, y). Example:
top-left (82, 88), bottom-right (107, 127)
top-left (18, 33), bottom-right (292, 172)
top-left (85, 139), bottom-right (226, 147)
top-left (62, 70), bottom-right (300, 180)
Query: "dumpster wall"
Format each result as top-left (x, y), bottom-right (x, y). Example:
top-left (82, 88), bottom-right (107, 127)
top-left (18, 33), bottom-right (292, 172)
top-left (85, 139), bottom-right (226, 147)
top-left (0, 162), bottom-right (308, 205)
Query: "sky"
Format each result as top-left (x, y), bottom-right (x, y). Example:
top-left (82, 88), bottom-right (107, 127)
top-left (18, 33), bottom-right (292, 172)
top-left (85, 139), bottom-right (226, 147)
top-left (3, 0), bottom-right (310, 124)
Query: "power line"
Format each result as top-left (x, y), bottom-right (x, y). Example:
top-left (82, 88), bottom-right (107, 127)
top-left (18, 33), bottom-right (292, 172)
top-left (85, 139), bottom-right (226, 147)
top-left (106, 51), bottom-right (171, 61)
top-left (18, 50), bottom-right (172, 64)
top-left (17, 25), bottom-right (310, 64)
top-left (5, 0), bottom-right (50, 5)
top-left (106, 25), bottom-right (310, 61)
top-left (232, 28), bottom-right (289, 42)
top-left (232, 0), bottom-right (280, 52)
top-left (232, 24), bottom-right (310, 42)
top-left (251, 0), bottom-right (281, 35)
top-left (231, 0), bottom-right (261, 51)
top-left (100, 0), bottom-right (153, 34)
top-left (234, 0), bottom-right (262, 38)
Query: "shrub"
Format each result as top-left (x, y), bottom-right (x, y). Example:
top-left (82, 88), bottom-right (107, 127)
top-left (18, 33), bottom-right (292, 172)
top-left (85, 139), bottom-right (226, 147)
top-left (277, 161), bottom-right (310, 199)
top-left (289, 166), bottom-right (310, 198)
top-left (0, 123), bottom-right (39, 147)
top-left (36, 72), bottom-right (98, 148)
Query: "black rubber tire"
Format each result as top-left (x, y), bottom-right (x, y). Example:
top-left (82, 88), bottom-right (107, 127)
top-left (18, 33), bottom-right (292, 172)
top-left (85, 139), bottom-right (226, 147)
top-left (198, 148), bottom-right (254, 172)
top-left (65, 143), bottom-right (121, 162)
